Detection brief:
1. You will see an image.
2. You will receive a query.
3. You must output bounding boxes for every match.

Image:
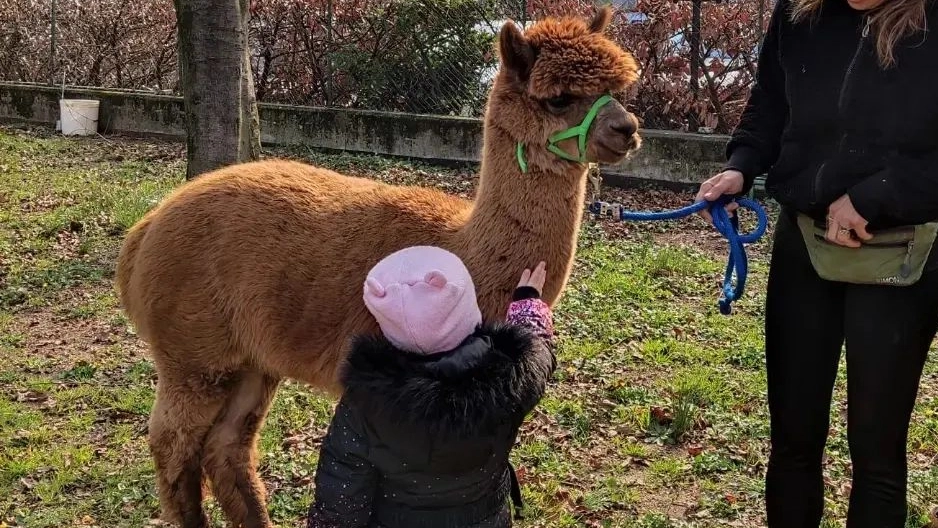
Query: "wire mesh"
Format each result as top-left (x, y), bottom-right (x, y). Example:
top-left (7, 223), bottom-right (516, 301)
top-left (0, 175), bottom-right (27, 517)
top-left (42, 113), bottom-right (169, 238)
top-left (0, 0), bottom-right (775, 131)
top-left (250, 0), bottom-right (525, 116)
top-left (0, 0), bottom-right (177, 92)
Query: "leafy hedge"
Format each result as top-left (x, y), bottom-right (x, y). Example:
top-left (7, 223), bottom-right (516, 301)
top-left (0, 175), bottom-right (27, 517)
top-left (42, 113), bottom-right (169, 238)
top-left (0, 0), bottom-right (771, 132)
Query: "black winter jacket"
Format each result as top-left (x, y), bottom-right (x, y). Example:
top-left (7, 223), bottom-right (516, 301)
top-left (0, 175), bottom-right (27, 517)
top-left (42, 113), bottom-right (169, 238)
top-left (726, 0), bottom-right (938, 229)
top-left (307, 299), bottom-right (556, 528)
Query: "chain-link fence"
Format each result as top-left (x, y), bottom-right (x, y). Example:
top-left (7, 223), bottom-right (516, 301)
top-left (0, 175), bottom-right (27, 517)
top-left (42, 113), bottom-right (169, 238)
top-left (0, 0), bottom-right (176, 91)
top-left (0, 0), bottom-right (772, 132)
top-left (250, 0), bottom-right (526, 116)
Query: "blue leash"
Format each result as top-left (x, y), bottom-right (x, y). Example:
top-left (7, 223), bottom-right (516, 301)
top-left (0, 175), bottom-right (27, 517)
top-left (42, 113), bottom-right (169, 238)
top-left (588, 195), bottom-right (769, 315)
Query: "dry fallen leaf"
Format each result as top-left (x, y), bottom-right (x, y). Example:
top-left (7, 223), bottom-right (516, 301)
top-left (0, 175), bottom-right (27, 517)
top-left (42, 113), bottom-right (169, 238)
top-left (514, 465), bottom-right (527, 483)
top-left (16, 390), bottom-right (48, 403)
top-left (650, 405), bottom-right (673, 425)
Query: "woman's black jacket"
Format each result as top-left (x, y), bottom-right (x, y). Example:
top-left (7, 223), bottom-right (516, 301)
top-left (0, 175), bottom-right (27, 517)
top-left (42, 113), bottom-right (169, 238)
top-left (726, 0), bottom-right (938, 229)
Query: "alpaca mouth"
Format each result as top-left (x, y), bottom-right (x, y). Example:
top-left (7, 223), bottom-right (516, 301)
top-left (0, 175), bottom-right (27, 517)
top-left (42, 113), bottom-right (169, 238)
top-left (595, 136), bottom-right (639, 161)
top-left (624, 133), bottom-right (641, 152)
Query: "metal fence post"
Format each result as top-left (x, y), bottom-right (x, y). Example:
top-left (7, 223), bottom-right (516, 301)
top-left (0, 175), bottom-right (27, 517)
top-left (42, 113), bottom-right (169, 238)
top-left (49, 0), bottom-right (57, 86)
top-left (325, 0), bottom-right (334, 106)
top-left (688, 0), bottom-right (701, 131)
top-left (758, 0), bottom-right (765, 44)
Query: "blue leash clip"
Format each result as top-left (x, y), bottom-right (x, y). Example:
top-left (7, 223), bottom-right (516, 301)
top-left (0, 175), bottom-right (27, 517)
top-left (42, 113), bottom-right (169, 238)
top-left (589, 195), bottom-right (769, 315)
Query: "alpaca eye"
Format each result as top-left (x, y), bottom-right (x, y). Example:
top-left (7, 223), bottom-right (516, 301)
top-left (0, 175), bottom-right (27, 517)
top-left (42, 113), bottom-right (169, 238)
top-left (544, 94), bottom-right (574, 113)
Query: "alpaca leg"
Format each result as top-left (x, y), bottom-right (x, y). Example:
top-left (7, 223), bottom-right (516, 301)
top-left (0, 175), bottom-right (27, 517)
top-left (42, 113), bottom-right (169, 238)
top-left (203, 370), bottom-right (281, 528)
top-left (148, 369), bottom-right (235, 528)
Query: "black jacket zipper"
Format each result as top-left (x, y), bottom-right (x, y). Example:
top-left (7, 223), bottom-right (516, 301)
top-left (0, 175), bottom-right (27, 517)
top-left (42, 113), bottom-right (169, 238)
top-left (838, 16), bottom-right (872, 112)
top-left (815, 16), bottom-right (872, 206)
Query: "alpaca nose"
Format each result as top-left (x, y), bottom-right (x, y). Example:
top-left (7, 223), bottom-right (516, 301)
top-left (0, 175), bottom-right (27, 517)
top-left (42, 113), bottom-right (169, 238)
top-left (609, 117), bottom-right (637, 137)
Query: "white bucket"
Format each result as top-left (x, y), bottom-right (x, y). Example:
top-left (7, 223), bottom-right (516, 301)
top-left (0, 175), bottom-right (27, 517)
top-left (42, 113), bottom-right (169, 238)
top-left (59, 99), bottom-right (100, 136)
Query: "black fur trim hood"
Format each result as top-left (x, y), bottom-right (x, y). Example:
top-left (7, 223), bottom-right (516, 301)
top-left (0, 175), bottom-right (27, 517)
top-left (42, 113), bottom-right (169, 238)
top-left (339, 323), bottom-right (555, 439)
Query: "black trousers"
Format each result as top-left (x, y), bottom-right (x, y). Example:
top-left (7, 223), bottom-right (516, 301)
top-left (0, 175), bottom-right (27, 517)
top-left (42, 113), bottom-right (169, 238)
top-left (765, 209), bottom-right (938, 528)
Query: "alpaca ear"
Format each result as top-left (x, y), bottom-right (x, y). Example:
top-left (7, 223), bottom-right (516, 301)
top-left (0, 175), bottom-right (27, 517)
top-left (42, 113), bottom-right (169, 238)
top-left (498, 20), bottom-right (535, 80)
top-left (364, 278), bottom-right (386, 297)
top-left (588, 5), bottom-right (614, 33)
top-left (424, 271), bottom-right (448, 289)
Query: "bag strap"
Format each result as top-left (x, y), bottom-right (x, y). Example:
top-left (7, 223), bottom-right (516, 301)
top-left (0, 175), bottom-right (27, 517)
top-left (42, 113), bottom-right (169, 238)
top-left (508, 462), bottom-right (525, 520)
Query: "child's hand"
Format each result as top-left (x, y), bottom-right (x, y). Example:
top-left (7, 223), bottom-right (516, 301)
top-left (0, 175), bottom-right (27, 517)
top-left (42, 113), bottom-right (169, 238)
top-left (517, 261), bottom-right (547, 296)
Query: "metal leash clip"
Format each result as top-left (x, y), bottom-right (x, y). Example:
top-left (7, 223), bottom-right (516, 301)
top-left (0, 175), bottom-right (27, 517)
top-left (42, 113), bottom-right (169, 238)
top-left (592, 201), bottom-right (622, 220)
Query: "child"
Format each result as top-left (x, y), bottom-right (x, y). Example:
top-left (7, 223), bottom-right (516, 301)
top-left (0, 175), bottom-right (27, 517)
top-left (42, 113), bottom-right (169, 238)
top-left (307, 245), bottom-right (557, 528)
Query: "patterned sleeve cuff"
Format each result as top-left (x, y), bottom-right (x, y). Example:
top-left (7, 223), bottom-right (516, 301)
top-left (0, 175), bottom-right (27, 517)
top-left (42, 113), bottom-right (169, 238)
top-left (506, 298), bottom-right (555, 340)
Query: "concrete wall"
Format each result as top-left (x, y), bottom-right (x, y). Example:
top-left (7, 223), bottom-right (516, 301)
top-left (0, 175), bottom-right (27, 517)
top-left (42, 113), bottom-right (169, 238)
top-left (0, 82), bottom-right (729, 185)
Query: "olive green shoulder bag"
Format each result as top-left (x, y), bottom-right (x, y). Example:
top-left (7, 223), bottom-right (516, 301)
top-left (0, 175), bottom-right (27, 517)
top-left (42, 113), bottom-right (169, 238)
top-left (796, 213), bottom-right (938, 286)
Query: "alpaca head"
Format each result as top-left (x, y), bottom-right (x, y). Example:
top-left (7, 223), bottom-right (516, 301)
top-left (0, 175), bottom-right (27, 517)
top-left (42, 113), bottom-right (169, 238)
top-left (488, 6), bottom-right (641, 174)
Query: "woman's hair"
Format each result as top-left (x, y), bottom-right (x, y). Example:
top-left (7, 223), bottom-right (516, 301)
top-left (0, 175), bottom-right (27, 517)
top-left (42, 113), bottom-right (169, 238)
top-left (790, 0), bottom-right (928, 67)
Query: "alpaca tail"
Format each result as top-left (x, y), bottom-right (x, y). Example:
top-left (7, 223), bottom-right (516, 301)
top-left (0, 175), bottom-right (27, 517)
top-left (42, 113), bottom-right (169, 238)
top-left (115, 212), bottom-right (154, 340)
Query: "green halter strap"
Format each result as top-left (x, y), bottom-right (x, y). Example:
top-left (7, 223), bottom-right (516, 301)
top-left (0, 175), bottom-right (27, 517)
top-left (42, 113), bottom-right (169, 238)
top-left (516, 93), bottom-right (615, 174)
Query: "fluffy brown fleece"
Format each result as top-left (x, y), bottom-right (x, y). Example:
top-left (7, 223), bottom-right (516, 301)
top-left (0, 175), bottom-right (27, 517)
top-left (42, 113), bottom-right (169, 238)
top-left (525, 8), bottom-right (640, 98)
top-left (115, 6), bottom-right (641, 528)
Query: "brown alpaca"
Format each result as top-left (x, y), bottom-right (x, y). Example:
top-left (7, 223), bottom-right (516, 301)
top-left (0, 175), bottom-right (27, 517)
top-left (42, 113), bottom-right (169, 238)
top-left (116, 7), bottom-right (640, 528)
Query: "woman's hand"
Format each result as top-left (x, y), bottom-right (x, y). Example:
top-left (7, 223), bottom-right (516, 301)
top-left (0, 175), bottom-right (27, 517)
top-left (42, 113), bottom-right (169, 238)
top-left (826, 195), bottom-right (872, 247)
top-left (695, 170), bottom-right (745, 223)
top-left (517, 261), bottom-right (547, 296)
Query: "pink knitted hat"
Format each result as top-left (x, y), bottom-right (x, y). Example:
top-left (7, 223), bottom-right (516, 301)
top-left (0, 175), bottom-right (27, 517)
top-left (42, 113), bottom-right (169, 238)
top-left (363, 246), bottom-right (483, 354)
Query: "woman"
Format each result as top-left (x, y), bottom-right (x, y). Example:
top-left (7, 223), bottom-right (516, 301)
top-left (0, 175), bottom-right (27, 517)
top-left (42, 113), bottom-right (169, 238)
top-left (695, 0), bottom-right (938, 525)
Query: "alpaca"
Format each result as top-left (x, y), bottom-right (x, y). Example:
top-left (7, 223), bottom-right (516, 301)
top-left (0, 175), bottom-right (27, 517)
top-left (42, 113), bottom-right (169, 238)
top-left (115, 7), bottom-right (640, 528)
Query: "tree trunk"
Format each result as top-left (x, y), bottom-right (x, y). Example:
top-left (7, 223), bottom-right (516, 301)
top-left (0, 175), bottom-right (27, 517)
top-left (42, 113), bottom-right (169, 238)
top-left (174, 0), bottom-right (260, 180)
top-left (238, 0), bottom-right (261, 161)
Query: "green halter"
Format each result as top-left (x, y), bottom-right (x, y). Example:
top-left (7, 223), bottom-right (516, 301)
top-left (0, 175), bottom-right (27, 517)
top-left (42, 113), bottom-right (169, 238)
top-left (516, 93), bottom-right (615, 174)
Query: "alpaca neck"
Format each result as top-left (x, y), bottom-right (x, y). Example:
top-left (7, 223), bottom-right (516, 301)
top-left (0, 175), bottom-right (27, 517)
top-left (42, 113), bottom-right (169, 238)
top-left (457, 124), bottom-right (588, 320)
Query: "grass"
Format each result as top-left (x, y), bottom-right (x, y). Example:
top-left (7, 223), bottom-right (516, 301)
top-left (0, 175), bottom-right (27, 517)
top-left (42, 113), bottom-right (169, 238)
top-left (0, 125), bottom-right (936, 527)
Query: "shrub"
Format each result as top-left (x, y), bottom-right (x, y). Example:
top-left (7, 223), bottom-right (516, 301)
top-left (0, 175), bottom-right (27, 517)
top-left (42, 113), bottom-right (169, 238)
top-left (0, 0), bottom-right (773, 130)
